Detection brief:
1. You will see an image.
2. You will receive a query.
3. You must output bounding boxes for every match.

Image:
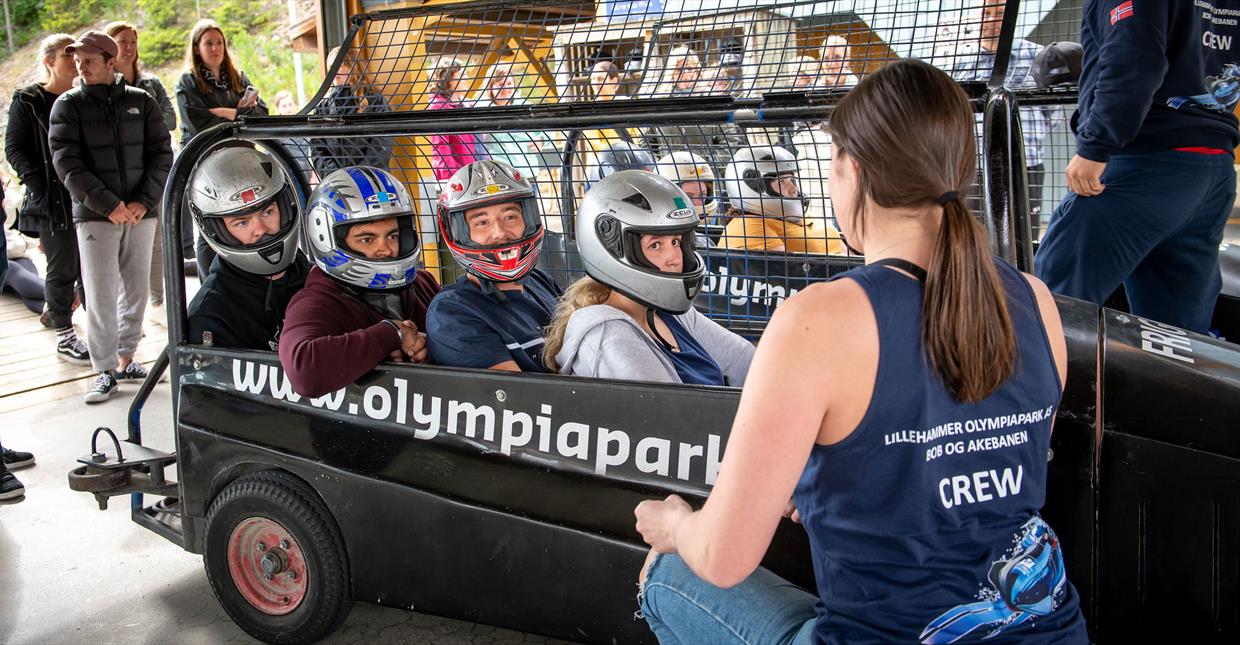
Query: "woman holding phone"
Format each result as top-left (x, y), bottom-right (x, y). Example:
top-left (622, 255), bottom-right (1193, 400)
top-left (175, 18), bottom-right (269, 276)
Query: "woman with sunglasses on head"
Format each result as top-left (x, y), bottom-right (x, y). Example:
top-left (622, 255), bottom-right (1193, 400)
top-left (175, 19), bottom-right (269, 277)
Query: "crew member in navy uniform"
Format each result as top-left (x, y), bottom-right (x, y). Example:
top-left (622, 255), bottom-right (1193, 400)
top-left (187, 146), bottom-right (309, 351)
top-left (1035, 0), bottom-right (1240, 334)
top-left (633, 60), bottom-right (1088, 644)
top-left (427, 159), bottom-right (563, 372)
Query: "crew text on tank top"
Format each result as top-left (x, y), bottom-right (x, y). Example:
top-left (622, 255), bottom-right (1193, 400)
top-left (792, 259), bottom-right (1088, 644)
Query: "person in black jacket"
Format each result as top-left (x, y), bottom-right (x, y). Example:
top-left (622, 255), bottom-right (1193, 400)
top-left (5, 33), bottom-right (90, 365)
top-left (311, 46), bottom-right (392, 175)
top-left (49, 30), bottom-right (173, 404)
top-left (186, 146), bottom-right (308, 350)
top-left (174, 18), bottom-right (269, 277)
top-left (106, 21), bottom-right (178, 326)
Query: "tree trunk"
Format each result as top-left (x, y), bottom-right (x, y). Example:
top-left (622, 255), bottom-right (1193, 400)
top-left (2, 0), bottom-right (12, 53)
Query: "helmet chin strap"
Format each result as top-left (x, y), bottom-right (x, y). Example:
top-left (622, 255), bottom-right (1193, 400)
top-left (479, 276), bottom-right (509, 302)
top-left (645, 308), bottom-right (676, 352)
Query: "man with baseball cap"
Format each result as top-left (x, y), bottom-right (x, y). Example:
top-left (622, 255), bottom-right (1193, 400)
top-left (49, 29), bottom-right (173, 403)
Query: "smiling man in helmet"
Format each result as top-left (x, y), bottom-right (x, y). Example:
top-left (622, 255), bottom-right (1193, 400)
top-left (721, 146), bottom-right (845, 255)
top-left (427, 159), bottom-right (563, 372)
top-left (278, 166), bottom-right (441, 397)
top-left (187, 146), bottom-right (309, 351)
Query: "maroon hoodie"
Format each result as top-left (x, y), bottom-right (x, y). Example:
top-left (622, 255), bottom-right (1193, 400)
top-left (279, 266), bottom-right (441, 397)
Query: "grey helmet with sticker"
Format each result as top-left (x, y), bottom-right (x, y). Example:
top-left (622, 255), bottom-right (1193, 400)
top-left (585, 141), bottom-right (656, 192)
top-left (188, 146), bottom-right (300, 276)
top-left (303, 166), bottom-right (421, 290)
top-left (722, 145), bottom-right (809, 223)
top-left (576, 170), bottom-right (704, 313)
top-left (437, 159), bottom-right (543, 283)
top-left (656, 151), bottom-right (719, 218)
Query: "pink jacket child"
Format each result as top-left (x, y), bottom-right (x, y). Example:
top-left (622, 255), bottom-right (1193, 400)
top-left (429, 92), bottom-right (478, 180)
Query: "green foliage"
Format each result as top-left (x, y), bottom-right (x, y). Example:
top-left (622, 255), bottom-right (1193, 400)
top-left (39, 0), bottom-right (125, 34)
top-left (135, 0), bottom-right (194, 68)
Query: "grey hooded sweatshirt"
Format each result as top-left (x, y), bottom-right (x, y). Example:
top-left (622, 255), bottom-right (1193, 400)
top-left (554, 304), bottom-right (755, 386)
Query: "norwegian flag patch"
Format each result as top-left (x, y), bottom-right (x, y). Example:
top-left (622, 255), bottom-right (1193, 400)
top-left (1110, 0), bottom-right (1133, 25)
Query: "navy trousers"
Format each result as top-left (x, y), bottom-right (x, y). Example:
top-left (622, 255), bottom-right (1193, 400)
top-left (1035, 150), bottom-right (1235, 333)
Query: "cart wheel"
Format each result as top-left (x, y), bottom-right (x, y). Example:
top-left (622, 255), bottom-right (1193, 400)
top-left (204, 471), bottom-right (351, 644)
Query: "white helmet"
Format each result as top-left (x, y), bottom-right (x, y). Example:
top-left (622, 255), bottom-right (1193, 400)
top-left (656, 151), bottom-right (719, 218)
top-left (437, 159), bottom-right (543, 283)
top-left (188, 146), bottom-right (301, 276)
top-left (722, 146), bottom-right (809, 224)
top-left (576, 170), bottom-right (704, 314)
top-left (303, 166), bottom-right (422, 290)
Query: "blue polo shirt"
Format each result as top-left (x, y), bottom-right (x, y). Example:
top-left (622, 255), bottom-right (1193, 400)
top-left (426, 269), bottom-right (563, 372)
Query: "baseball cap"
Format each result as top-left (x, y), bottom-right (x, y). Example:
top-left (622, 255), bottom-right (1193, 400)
top-left (65, 31), bottom-right (118, 59)
top-left (1033, 42), bottom-right (1083, 88)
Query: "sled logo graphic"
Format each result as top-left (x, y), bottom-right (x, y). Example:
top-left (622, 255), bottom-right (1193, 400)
top-left (920, 516), bottom-right (1068, 643)
top-left (1167, 63), bottom-right (1240, 112)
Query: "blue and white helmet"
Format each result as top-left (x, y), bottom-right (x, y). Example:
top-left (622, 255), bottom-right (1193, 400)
top-left (303, 166), bottom-right (421, 290)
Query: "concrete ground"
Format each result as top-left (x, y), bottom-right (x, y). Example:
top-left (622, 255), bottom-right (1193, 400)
top-left (0, 376), bottom-right (567, 645)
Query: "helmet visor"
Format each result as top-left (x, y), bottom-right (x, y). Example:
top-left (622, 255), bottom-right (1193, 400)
top-left (447, 197), bottom-right (541, 251)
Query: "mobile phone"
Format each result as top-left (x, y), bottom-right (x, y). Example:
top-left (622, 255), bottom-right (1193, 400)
top-left (240, 86), bottom-right (258, 104)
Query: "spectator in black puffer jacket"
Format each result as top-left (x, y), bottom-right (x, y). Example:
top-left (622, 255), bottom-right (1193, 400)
top-left (175, 18), bottom-right (269, 276)
top-left (49, 30), bottom-right (173, 404)
top-left (106, 21), bottom-right (178, 326)
top-left (5, 33), bottom-right (90, 366)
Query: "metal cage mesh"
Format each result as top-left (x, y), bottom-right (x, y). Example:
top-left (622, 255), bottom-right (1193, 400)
top-left (215, 0), bottom-right (1085, 333)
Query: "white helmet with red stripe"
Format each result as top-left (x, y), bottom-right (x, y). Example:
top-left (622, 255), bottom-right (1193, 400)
top-left (188, 145), bottom-right (301, 276)
top-left (437, 159), bottom-right (543, 283)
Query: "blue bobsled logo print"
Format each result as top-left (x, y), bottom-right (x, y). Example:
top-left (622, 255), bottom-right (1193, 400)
top-left (919, 516), bottom-right (1067, 643)
top-left (1167, 62), bottom-right (1240, 112)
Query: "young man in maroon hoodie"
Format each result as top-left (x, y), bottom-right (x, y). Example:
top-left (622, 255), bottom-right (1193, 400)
top-left (278, 166), bottom-right (440, 398)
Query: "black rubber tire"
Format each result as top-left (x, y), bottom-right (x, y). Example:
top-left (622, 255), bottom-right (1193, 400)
top-left (204, 470), bottom-right (352, 644)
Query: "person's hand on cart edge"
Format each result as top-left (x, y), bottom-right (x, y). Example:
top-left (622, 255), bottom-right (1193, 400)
top-left (635, 494), bottom-right (694, 554)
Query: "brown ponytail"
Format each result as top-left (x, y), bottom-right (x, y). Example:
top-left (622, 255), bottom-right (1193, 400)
top-left (829, 59), bottom-right (1015, 402)
top-left (924, 196), bottom-right (1016, 402)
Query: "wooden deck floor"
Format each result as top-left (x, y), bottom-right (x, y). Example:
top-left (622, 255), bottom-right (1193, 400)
top-left (0, 247), bottom-right (193, 415)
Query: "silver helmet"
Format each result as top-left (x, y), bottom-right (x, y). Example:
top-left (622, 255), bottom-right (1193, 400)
top-left (303, 166), bottom-right (421, 290)
top-left (585, 141), bottom-right (655, 192)
top-left (188, 146), bottom-right (300, 276)
top-left (722, 145), bottom-right (809, 224)
top-left (437, 159), bottom-right (543, 283)
top-left (656, 151), bottom-right (719, 218)
top-left (576, 170), bottom-right (704, 314)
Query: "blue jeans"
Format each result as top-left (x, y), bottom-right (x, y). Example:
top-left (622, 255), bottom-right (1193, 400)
top-left (640, 554), bottom-right (818, 645)
top-left (1034, 150), bottom-right (1235, 333)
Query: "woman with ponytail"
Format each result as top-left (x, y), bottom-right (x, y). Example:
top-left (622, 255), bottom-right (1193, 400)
top-left (633, 59), bottom-right (1087, 644)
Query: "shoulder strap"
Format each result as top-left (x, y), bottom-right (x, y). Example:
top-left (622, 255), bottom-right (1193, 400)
top-left (870, 258), bottom-right (927, 282)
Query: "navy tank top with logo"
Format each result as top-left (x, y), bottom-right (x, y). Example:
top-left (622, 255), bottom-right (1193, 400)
top-left (792, 259), bottom-right (1088, 644)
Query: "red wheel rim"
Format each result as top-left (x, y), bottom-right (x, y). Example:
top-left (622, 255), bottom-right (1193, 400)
top-left (226, 517), bottom-right (309, 615)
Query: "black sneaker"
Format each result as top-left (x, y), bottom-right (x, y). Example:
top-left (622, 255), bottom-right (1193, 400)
top-left (56, 331), bottom-right (91, 366)
top-left (115, 361), bottom-right (148, 383)
top-left (1, 448), bottom-right (35, 470)
top-left (0, 472), bottom-right (25, 501)
top-left (84, 371), bottom-right (118, 404)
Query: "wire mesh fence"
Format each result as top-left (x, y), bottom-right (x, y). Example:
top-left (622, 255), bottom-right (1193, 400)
top-left (210, 0), bottom-right (1087, 335)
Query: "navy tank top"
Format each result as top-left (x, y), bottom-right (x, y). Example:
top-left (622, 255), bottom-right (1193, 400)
top-left (792, 259), bottom-right (1087, 644)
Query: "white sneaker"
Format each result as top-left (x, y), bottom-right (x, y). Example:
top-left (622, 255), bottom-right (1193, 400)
top-left (147, 301), bottom-right (166, 327)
